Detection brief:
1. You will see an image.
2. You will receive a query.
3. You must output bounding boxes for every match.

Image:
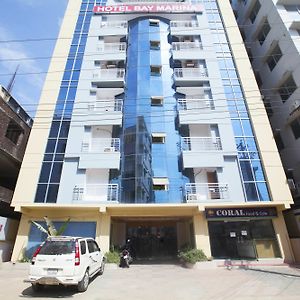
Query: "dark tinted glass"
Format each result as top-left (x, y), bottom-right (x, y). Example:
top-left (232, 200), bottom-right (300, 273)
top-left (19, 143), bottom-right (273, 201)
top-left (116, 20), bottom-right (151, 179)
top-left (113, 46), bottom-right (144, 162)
top-left (39, 240), bottom-right (75, 255)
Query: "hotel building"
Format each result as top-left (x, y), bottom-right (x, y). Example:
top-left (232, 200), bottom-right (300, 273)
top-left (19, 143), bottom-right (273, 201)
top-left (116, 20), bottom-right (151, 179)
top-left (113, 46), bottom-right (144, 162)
top-left (231, 0), bottom-right (300, 262)
top-left (11, 0), bottom-right (295, 263)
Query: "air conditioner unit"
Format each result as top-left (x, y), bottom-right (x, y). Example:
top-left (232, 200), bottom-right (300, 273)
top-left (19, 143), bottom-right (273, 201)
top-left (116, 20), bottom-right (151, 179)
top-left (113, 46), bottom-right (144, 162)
top-left (187, 194), bottom-right (198, 202)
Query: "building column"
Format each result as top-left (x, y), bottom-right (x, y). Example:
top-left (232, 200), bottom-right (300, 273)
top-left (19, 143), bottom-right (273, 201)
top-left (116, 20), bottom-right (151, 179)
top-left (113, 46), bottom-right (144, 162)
top-left (193, 213), bottom-right (211, 258)
top-left (97, 214), bottom-right (111, 254)
top-left (273, 209), bottom-right (295, 263)
top-left (11, 214), bottom-right (31, 262)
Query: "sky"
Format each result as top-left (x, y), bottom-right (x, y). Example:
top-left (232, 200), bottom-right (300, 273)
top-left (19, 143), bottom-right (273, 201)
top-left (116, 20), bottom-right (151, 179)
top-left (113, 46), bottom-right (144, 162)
top-left (0, 0), bottom-right (68, 118)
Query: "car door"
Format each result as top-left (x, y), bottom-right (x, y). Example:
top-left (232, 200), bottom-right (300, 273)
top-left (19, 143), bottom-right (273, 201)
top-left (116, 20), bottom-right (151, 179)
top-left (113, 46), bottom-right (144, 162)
top-left (87, 240), bottom-right (101, 274)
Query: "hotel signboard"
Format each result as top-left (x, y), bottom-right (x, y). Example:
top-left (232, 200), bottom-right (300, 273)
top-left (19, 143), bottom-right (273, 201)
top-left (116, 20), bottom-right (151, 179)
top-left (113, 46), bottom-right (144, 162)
top-left (93, 4), bottom-right (203, 14)
top-left (205, 207), bottom-right (277, 219)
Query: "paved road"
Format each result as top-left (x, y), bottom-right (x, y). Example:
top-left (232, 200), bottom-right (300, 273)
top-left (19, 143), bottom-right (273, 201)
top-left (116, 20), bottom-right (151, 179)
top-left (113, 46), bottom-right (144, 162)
top-left (0, 262), bottom-right (300, 300)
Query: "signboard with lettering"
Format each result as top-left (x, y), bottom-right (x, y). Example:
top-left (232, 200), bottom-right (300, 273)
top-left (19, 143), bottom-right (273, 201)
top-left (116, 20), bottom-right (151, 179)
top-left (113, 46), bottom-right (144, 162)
top-left (205, 207), bottom-right (277, 219)
top-left (93, 4), bottom-right (203, 14)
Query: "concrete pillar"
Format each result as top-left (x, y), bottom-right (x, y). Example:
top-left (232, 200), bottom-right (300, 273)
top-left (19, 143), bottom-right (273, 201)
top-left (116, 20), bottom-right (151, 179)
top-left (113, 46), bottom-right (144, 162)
top-left (273, 210), bottom-right (295, 263)
top-left (193, 213), bottom-right (211, 258)
top-left (11, 215), bottom-right (31, 262)
top-left (97, 214), bottom-right (111, 254)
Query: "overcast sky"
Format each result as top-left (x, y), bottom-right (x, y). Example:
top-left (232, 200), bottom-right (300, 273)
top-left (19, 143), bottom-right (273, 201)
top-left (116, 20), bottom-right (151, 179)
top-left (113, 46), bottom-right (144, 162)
top-left (0, 0), bottom-right (68, 117)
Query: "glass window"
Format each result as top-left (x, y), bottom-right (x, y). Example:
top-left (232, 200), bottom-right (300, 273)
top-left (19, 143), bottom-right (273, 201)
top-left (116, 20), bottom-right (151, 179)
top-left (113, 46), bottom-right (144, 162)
top-left (46, 185), bottom-right (59, 203)
top-left (150, 65), bottom-right (162, 76)
top-left (249, 0), bottom-right (261, 23)
top-left (35, 184), bottom-right (47, 203)
top-left (290, 117), bottom-right (300, 139)
top-left (266, 44), bottom-right (282, 71)
top-left (257, 182), bottom-right (270, 201)
top-left (50, 163), bottom-right (63, 183)
top-left (150, 40), bottom-right (160, 50)
top-left (232, 119), bottom-right (243, 136)
top-left (49, 122), bottom-right (60, 138)
top-left (257, 21), bottom-right (271, 45)
top-left (240, 160), bottom-right (254, 181)
top-left (5, 120), bottom-right (24, 144)
top-left (278, 75), bottom-right (297, 102)
top-left (80, 241), bottom-right (87, 255)
top-left (39, 163), bottom-right (52, 183)
top-left (46, 139), bottom-right (56, 153)
top-left (245, 183), bottom-right (259, 201)
top-left (251, 160), bottom-right (265, 181)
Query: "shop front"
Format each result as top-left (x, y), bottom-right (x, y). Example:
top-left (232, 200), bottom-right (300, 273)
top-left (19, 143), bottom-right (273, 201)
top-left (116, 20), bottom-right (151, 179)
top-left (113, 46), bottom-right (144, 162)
top-left (206, 207), bottom-right (281, 260)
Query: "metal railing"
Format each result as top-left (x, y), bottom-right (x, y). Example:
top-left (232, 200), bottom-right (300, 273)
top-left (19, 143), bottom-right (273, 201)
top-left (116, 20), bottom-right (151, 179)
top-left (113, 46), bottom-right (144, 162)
top-left (185, 183), bottom-right (229, 201)
top-left (93, 69), bottom-right (125, 80)
top-left (172, 42), bottom-right (203, 51)
top-left (73, 184), bottom-right (119, 202)
top-left (170, 21), bottom-right (199, 28)
top-left (181, 137), bottom-right (222, 151)
top-left (178, 98), bottom-right (214, 111)
top-left (100, 21), bottom-right (128, 29)
top-left (87, 99), bottom-right (123, 112)
top-left (174, 67), bottom-right (208, 79)
top-left (97, 42), bottom-right (127, 53)
top-left (81, 138), bottom-right (120, 153)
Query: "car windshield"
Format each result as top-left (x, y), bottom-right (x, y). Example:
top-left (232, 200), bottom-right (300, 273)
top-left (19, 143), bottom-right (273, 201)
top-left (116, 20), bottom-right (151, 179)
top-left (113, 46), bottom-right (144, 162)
top-left (38, 240), bottom-right (75, 255)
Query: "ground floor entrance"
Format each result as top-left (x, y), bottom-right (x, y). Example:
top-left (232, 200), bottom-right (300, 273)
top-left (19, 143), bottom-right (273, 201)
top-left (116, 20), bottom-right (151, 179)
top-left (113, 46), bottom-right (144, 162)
top-left (111, 218), bottom-right (194, 261)
top-left (208, 220), bottom-right (281, 259)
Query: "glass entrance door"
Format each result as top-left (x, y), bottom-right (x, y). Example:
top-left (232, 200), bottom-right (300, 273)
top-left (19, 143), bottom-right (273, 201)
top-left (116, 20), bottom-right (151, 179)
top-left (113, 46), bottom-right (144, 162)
top-left (126, 225), bottom-right (177, 260)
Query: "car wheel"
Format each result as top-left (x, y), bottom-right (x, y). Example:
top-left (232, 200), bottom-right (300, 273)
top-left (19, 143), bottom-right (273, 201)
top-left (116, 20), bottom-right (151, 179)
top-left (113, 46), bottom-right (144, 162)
top-left (99, 260), bottom-right (105, 275)
top-left (78, 270), bottom-right (89, 292)
top-left (31, 283), bottom-right (44, 292)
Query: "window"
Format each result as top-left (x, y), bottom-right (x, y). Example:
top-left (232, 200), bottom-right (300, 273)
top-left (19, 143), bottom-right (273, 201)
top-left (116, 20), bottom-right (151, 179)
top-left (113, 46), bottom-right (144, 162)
top-left (80, 240), bottom-right (86, 255)
top-left (249, 0), bottom-right (261, 23)
top-left (274, 133), bottom-right (284, 151)
top-left (150, 65), bottom-right (162, 76)
top-left (149, 19), bottom-right (160, 27)
top-left (290, 117), bottom-right (300, 139)
top-left (257, 21), bottom-right (270, 45)
top-left (278, 75), bottom-right (297, 103)
top-left (150, 40), bottom-right (160, 50)
top-left (266, 44), bottom-right (282, 71)
top-left (5, 120), bottom-right (24, 144)
top-left (87, 240), bottom-right (99, 253)
top-left (284, 5), bottom-right (300, 13)
top-left (151, 96), bottom-right (163, 106)
top-left (153, 178), bottom-right (169, 191)
top-left (152, 133), bottom-right (166, 143)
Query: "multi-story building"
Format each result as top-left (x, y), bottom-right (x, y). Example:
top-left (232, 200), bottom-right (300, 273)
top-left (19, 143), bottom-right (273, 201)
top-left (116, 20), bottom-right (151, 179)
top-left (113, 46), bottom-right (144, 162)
top-left (231, 0), bottom-right (300, 262)
top-left (11, 0), bottom-right (295, 263)
top-left (0, 85), bottom-right (32, 262)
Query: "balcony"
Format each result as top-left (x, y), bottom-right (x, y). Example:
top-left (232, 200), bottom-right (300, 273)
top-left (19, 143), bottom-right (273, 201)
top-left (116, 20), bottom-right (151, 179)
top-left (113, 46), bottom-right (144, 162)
top-left (185, 183), bottom-right (229, 202)
top-left (73, 184), bottom-right (119, 203)
top-left (181, 137), bottom-right (222, 151)
top-left (100, 22), bottom-right (128, 36)
top-left (0, 186), bottom-right (13, 204)
top-left (79, 138), bottom-right (121, 169)
top-left (92, 69), bottom-right (125, 87)
top-left (172, 42), bottom-right (204, 60)
top-left (96, 43), bottom-right (127, 61)
top-left (181, 137), bottom-right (224, 168)
top-left (170, 21), bottom-right (201, 36)
top-left (178, 98), bottom-right (213, 111)
top-left (173, 68), bottom-right (208, 86)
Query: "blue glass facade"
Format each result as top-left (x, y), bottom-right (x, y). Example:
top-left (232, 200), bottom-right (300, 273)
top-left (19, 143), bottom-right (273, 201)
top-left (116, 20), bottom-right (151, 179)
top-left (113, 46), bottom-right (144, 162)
top-left (198, 0), bottom-right (270, 201)
top-left (120, 18), bottom-right (188, 203)
top-left (35, 0), bottom-right (107, 203)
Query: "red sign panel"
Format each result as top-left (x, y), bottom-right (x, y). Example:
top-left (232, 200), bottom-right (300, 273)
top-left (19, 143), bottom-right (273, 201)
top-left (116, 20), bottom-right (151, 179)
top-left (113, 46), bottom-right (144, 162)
top-left (93, 4), bottom-right (203, 14)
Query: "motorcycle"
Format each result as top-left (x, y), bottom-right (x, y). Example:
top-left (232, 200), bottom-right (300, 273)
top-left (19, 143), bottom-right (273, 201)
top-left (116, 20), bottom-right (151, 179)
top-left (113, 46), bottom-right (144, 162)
top-left (119, 249), bottom-right (132, 268)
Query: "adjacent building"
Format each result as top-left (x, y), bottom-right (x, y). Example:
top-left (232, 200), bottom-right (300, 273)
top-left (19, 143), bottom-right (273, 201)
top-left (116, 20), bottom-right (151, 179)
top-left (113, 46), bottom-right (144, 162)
top-left (231, 0), bottom-right (300, 262)
top-left (0, 85), bottom-right (32, 262)
top-left (11, 0), bottom-right (295, 263)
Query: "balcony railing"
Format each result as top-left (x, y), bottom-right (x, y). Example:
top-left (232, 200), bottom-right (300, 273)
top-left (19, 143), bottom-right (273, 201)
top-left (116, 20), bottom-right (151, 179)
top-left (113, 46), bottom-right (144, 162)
top-left (82, 138), bottom-right (120, 153)
top-left (100, 21), bottom-right (128, 29)
top-left (185, 183), bottom-right (229, 202)
top-left (181, 137), bottom-right (222, 151)
top-left (97, 42), bottom-right (127, 53)
top-left (172, 42), bottom-right (203, 51)
top-left (174, 68), bottom-right (208, 79)
top-left (178, 98), bottom-right (214, 111)
top-left (170, 21), bottom-right (199, 28)
top-left (73, 184), bottom-right (119, 202)
top-left (93, 69), bottom-right (125, 81)
top-left (88, 99), bottom-right (123, 112)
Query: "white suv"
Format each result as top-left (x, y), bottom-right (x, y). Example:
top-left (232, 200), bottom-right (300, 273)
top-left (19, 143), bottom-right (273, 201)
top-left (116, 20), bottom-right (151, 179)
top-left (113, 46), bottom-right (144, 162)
top-left (27, 236), bottom-right (105, 292)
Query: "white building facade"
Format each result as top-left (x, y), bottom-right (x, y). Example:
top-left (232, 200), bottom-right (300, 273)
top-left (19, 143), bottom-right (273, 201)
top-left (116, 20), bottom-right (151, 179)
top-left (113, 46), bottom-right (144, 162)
top-left (11, 0), bottom-right (295, 263)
